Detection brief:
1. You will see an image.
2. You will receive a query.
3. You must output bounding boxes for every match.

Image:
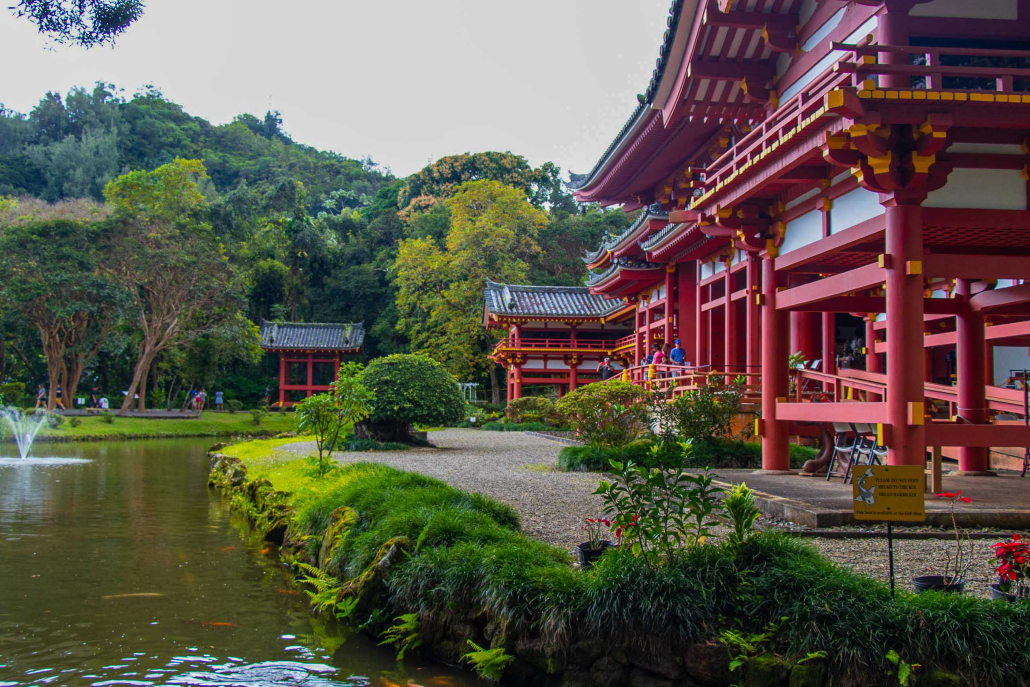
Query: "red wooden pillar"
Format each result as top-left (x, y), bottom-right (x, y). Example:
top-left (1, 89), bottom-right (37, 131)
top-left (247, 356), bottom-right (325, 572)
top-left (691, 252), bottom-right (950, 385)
top-left (746, 255), bottom-right (760, 371)
top-left (955, 279), bottom-right (991, 474)
top-left (306, 352), bottom-right (314, 398)
top-left (884, 202), bottom-right (926, 466)
top-left (514, 323), bottom-right (522, 346)
top-left (678, 262), bottom-right (697, 365)
top-left (664, 265), bottom-right (675, 344)
top-left (278, 352), bottom-right (287, 406)
top-left (865, 315), bottom-right (882, 401)
top-left (822, 313), bottom-right (836, 373)
top-left (878, 5), bottom-right (911, 90)
top-left (724, 260), bottom-right (738, 379)
top-left (644, 298), bottom-right (654, 360)
top-left (634, 309), bottom-right (643, 366)
top-left (696, 262), bottom-right (708, 368)
top-left (513, 364), bottom-right (523, 399)
top-left (507, 367), bottom-right (514, 402)
top-left (569, 360), bottom-right (578, 393)
top-left (761, 256), bottom-right (790, 471)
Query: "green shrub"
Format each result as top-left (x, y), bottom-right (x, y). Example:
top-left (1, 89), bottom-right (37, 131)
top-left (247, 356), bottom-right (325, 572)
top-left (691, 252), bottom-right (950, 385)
top-left (226, 399), bottom-right (243, 413)
top-left (480, 421), bottom-right (550, 432)
top-left (557, 439), bottom-right (656, 471)
top-left (68, 417), bottom-right (82, 428)
top-left (555, 381), bottom-right (648, 447)
top-left (45, 413), bottom-right (65, 428)
top-left (249, 408), bottom-right (267, 426)
top-left (337, 433), bottom-right (410, 452)
top-left (100, 411), bottom-right (115, 424)
top-left (248, 457), bottom-right (1030, 686)
top-left (358, 354), bottom-right (463, 442)
top-left (673, 378), bottom-right (748, 444)
top-left (0, 382), bottom-right (26, 406)
top-left (505, 396), bottom-right (556, 424)
top-left (683, 439), bottom-right (814, 470)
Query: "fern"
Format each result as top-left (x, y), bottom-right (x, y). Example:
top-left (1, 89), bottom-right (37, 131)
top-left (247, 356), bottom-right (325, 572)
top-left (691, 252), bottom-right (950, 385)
top-left (463, 641), bottom-right (514, 681)
top-left (296, 562), bottom-right (344, 616)
top-left (378, 613), bottom-right (422, 660)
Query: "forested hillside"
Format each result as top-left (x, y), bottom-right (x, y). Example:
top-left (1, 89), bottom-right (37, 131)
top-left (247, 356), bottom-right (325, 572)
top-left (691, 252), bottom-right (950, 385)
top-left (0, 84), bottom-right (631, 407)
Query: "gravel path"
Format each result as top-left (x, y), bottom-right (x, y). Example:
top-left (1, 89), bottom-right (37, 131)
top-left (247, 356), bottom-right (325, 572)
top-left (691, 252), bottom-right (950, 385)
top-left (273, 430), bottom-right (1002, 595)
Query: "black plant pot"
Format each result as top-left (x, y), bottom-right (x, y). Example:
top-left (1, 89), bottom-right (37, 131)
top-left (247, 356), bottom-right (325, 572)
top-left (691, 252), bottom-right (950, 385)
top-left (990, 583), bottom-right (1030, 603)
top-left (912, 575), bottom-right (965, 594)
top-left (577, 540), bottom-right (613, 569)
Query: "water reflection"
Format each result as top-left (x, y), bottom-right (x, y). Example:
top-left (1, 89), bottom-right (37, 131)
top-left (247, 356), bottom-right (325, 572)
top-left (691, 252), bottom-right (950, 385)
top-left (0, 438), bottom-right (474, 687)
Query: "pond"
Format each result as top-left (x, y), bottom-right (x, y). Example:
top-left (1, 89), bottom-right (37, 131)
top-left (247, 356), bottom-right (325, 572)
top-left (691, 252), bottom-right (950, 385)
top-left (0, 438), bottom-right (476, 687)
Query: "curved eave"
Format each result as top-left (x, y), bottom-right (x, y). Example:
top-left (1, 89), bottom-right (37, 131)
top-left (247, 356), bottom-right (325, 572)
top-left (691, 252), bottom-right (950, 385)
top-left (262, 346), bottom-right (362, 354)
top-left (611, 214), bottom-right (669, 261)
top-left (588, 266), bottom-right (666, 298)
top-left (585, 251), bottom-right (612, 271)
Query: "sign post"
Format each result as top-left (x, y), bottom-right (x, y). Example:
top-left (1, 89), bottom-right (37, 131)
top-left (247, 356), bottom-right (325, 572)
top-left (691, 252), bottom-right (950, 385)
top-left (852, 464), bottom-right (926, 598)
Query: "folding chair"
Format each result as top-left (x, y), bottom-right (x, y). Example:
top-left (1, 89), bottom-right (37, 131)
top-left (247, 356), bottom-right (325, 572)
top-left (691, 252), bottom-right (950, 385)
top-left (826, 422), bottom-right (858, 481)
top-left (848, 423), bottom-right (879, 482)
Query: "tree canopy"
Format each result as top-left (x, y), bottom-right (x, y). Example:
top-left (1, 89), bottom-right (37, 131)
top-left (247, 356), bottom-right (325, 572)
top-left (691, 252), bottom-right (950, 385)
top-left (10, 0), bottom-right (144, 47)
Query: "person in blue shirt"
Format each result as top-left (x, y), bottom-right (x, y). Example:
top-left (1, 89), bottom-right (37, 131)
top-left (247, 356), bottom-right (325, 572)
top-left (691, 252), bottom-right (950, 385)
top-left (669, 339), bottom-right (686, 366)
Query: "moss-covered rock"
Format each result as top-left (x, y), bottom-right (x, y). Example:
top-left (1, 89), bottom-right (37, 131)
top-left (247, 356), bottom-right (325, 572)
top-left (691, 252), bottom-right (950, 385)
top-left (744, 654), bottom-right (789, 687)
top-left (788, 661), bottom-right (826, 687)
top-left (917, 669), bottom-right (963, 687)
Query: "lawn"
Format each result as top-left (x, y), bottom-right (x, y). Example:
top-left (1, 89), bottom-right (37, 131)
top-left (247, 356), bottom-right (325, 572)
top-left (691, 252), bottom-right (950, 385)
top-left (22, 411), bottom-right (298, 442)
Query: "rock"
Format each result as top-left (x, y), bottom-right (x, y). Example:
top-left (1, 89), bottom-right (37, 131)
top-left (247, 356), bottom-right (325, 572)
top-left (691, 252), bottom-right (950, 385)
top-left (744, 654), bottom-right (789, 687)
top-left (209, 442), bottom-right (227, 453)
top-left (788, 662), bottom-right (826, 687)
top-left (591, 656), bottom-right (630, 687)
top-left (568, 639), bottom-right (604, 668)
top-left (684, 643), bottom-right (734, 687)
top-left (918, 670), bottom-right (963, 687)
top-left (504, 656), bottom-right (553, 687)
top-left (629, 654), bottom-right (683, 681)
top-left (628, 668), bottom-right (675, 687)
top-left (561, 666), bottom-right (595, 687)
top-left (515, 636), bottom-right (565, 674)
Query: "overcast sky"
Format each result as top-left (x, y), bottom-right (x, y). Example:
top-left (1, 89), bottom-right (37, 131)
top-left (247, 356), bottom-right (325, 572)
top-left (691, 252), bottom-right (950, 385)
top-left (1, 0), bottom-right (671, 177)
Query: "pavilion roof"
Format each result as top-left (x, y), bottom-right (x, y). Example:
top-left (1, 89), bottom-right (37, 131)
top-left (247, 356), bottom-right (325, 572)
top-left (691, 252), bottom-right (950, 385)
top-left (259, 320), bottom-right (364, 351)
top-left (484, 280), bottom-right (622, 319)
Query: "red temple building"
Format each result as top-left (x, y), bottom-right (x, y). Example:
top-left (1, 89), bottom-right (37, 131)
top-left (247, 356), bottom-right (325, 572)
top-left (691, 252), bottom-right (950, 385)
top-left (260, 320), bottom-right (364, 407)
top-left (494, 0), bottom-right (1030, 474)
top-left (484, 280), bottom-right (633, 398)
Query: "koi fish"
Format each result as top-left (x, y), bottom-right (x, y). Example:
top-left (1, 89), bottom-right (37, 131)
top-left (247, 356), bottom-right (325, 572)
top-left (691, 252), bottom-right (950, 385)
top-left (260, 547), bottom-right (271, 554)
top-left (275, 588), bottom-right (301, 596)
top-left (221, 546), bottom-right (237, 552)
top-left (102, 593), bottom-right (164, 599)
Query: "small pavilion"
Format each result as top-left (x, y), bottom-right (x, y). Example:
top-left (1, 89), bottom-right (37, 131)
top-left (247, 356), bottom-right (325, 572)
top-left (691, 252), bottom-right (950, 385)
top-left (484, 280), bottom-right (632, 399)
top-left (259, 320), bottom-right (364, 407)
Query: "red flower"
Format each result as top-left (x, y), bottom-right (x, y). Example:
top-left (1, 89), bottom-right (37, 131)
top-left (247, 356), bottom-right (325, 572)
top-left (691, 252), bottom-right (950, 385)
top-left (958, 497), bottom-right (972, 503)
top-left (936, 491), bottom-right (963, 499)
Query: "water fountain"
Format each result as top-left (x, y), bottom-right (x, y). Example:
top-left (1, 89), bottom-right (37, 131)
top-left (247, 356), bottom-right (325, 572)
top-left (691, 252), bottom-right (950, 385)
top-left (1, 406), bottom-right (48, 460)
top-left (0, 406), bottom-right (88, 465)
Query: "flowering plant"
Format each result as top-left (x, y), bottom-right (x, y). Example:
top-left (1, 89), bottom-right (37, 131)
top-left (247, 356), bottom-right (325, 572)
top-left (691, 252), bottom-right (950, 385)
top-left (582, 517), bottom-right (612, 550)
top-left (992, 533), bottom-right (1029, 595)
top-left (936, 491), bottom-right (975, 582)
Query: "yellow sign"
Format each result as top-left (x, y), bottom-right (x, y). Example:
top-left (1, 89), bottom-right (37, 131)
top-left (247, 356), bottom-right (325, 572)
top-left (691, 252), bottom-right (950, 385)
top-left (851, 465), bottom-right (926, 522)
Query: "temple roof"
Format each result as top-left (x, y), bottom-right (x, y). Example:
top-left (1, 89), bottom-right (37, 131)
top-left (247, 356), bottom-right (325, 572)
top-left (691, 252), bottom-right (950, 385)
top-left (484, 280), bottom-right (623, 319)
top-left (260, 320), bottom-right (364, 351)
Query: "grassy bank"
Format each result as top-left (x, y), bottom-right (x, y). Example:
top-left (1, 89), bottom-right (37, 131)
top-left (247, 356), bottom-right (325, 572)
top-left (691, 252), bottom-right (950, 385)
top-left (210, 438), bottom-right (1030, 687)
top-left (10, 412), bottom-right (297, 443)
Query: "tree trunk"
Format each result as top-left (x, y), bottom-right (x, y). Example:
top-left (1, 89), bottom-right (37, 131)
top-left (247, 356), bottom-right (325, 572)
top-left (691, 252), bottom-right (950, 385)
top-left (45, 357), bottom-right (62, 411)
top-left (166, 375), bottom-right (180, 411)
top-left (489, 365), bottom-right (500, 406)
top-left (137, 368), bottom-right (148, 412)
top-left (120, 345), bottom-right (156, 415)
top-left (0, 336), bottom-right (6, 382)
top-left (66, 358), bottom-right (86, 410)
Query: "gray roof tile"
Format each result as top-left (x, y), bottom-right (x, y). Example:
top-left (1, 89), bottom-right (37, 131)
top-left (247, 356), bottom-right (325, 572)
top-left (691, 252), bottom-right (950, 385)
top-left (259, 320), bottom-right (364, 351)
top-left (484, 280), bottom-right (621, 318)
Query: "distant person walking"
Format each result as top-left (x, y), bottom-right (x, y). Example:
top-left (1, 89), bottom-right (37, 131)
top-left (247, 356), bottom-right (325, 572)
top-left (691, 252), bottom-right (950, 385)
top-left (54, 384), bottom-right (65, 410)
top-left (198, 389), bottom-right (207, 411)
top-left (35, 384), bottom-right (46, 410)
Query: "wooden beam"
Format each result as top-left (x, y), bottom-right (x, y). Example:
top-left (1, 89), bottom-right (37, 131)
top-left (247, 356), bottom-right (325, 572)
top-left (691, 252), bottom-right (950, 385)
top-left (776, 262), bottom-right (884, 310)
top-left (687, 60), bottom-right (775, 83)
top-left (775, 401), bottom-right (887, 424)
top-left (924, 254), bottom-right (1030, 280)
top-left (774, 215), bottom-right (885, 272)
top-left (703, 7), bottom-right (797, 32)
top-left (970, 283), bottom-right (1030, 312)
top-left (925, 422), bottom-right (1030, 448)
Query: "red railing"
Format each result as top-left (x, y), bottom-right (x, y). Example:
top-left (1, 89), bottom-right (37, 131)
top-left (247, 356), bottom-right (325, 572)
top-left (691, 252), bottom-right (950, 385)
top-left (491, 337), bottom-right (619, 354)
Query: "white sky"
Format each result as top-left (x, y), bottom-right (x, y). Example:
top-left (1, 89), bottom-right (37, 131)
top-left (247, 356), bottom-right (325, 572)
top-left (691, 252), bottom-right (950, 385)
top-left (0, 0), bottom-right (672, 177)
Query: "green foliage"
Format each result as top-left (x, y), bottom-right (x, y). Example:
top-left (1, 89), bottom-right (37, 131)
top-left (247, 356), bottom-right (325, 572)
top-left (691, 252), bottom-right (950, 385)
top-left (68, 417), bottom-right (82, 428)
top-left (378, 614), bottom-right (422, 660)
top-left (11, 0), bottom-right (144, 47)
top-left (295, 363), bottom-right (373, 475)
top-left (249, 408), bottom-right (267, 426)
top-left (337, 433), bottom-right (410, 452)
top-left (886, 649), bottom-right (919, 686)
top-left (557, 440), bottom-right (656, 472)
top-left (683, 439), bottom-right (815, 470)
top-left (99, 411), bottom-right (114, 423)
top-left (555, 380), bottom-right (649, 448)
top-left (673, 377), bottom-right (748, 444)
top-left (295, 562), bottom-right (359, 620)
top-left (45, 412), bottom-right (64, 428)
top-left (480, 420), bottom-right (550, 432)
top-left (360, 354), bottom-right (463, 435)
top-left (505, 396), bottom-right (556, 424)
top-left (596, 453), bottom-right (723, 567)
top-left (723, 483), bottom-right (760, 548)
top-left (463, 641), bottom-right (514, 681)
top-left (226, 399), bottom-right (243, 413)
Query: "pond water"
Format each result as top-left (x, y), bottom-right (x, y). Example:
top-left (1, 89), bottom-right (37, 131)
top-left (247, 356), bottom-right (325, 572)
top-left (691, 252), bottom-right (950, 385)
top-left (0, 439), bottom-right (476, 687)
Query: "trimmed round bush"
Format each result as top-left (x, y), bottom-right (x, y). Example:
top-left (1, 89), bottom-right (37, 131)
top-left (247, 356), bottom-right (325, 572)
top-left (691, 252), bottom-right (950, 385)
top-left (505, 396), bottom-right (556, 425)
top-left (358, 354), bottom-right (463, 442)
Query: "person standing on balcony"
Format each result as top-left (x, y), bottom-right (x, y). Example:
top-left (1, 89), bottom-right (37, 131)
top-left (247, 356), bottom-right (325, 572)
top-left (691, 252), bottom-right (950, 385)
top-left (598, 357), bottom-right (615, 382)
top-left (670, 339), bottom-right (686, 367)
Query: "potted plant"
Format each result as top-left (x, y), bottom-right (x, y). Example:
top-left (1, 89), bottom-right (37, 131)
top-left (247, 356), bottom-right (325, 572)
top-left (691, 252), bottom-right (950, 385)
top-left (990, 533), bottom-right (1029, 603)
top-left (577, 517), bottom-right (613, 569)
top-left (913, 491), bottom-right (973, 593)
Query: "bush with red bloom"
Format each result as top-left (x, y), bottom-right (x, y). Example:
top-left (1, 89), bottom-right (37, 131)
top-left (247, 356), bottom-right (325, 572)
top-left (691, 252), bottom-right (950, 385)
top-left (581, 517), bottom-right (612, 551)
top-left (992, 533), bottom-right (1029, 595)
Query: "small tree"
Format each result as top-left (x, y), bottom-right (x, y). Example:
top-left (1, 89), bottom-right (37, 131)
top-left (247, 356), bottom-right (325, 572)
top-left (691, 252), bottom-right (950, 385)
top-left (673, 377), bottom-right (747, 445)
top-left (555, 381), bottom-right (648, 448)
top-left (357, 354), bottom-right (463, 442)
top-left (295, 362), bottom-right (373, 477)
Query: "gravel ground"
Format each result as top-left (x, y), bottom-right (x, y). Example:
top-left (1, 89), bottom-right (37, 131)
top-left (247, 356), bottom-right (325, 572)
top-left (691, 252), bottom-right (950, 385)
top-left (274, 429), bottom-right (1001, 596)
